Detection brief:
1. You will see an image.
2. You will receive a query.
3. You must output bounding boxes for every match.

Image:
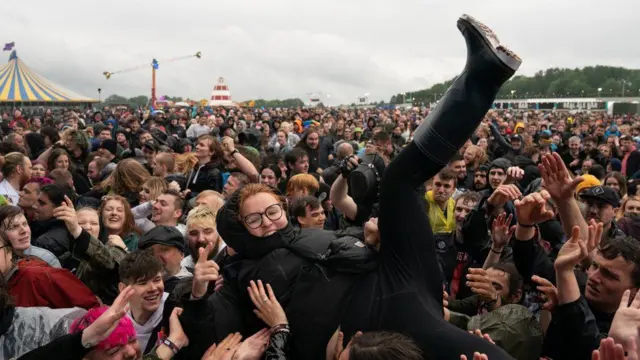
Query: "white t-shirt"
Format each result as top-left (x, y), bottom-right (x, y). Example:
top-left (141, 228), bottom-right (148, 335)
top-left (0, 179), bottom-right (19, 205)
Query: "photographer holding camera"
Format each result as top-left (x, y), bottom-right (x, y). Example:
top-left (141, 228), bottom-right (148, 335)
top-left (329, 149), bottom-right (386, 227)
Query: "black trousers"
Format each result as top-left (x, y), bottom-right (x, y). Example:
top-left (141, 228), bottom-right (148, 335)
top-left (341, 142), bottom-right (513, 360)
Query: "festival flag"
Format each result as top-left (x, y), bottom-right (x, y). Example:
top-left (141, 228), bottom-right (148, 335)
top-left (3, 42), bottom-right (15, 51)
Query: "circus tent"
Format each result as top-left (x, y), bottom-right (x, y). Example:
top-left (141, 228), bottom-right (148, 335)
top-left (0, 51), bottom-right (97, 104)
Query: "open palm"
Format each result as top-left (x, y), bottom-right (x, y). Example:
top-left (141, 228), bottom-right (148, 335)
top-left (233, 329), bottom-right (269, 360)
top-left (609, 290), bottom-right (640, 358)
top-left (539, 153), bottom-right (583, 201)
top-left (554, 225), bottom-right (589, 271)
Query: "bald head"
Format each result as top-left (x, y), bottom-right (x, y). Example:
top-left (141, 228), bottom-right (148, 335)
top-left (337, 142), bottom-right (354, 160)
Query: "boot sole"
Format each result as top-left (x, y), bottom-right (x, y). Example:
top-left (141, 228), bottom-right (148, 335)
top-left (458, 14), bottom-right (522, 72)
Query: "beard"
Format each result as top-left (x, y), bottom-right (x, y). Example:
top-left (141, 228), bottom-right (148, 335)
top-left (192, 242), bottom-right (218, 262)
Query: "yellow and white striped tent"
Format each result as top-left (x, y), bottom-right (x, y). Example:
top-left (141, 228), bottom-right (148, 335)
top-left (0, 51), bottom-right (97, 104)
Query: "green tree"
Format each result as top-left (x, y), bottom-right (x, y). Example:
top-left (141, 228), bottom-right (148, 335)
top-left (128, 95), bottom-right (149, 108)
top-left (252, 98), bottom-right (305, 108)
top-left (392, 65), bottom-right (640, 102)
top-left (162, 95), bottom-right (184, 102)
top-left (104, 94), bottom-right (129, 105)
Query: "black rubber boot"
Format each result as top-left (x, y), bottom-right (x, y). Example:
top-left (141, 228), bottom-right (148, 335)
top-left (412, 14), bottom-right (521, 177)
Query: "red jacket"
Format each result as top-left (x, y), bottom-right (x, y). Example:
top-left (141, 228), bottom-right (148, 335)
top-left (8, 257), bottom-right (100, 309)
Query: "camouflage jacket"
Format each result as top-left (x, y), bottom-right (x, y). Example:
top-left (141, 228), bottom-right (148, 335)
top-left (72, 229), bottom-right (127, 305)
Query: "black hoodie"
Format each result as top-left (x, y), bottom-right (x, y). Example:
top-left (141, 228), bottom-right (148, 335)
top-left (514, 155), bottom-right (540, 190)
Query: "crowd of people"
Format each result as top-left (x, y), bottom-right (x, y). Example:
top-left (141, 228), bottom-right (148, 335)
top-left (1, 15), bottom-right (640, 360)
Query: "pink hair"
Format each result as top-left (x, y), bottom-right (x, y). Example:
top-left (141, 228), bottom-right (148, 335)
top-left (70, 306), bottom-right (136, 350)
top-left (26, 176), bottom-right (54, 186)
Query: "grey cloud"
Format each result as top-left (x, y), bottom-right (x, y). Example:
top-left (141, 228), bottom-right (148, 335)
top-left (2, 0), bottom-right (639, 105)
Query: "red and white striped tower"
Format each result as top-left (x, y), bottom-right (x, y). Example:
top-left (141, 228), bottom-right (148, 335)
top-left (209, 77), bottom-right (234, 106)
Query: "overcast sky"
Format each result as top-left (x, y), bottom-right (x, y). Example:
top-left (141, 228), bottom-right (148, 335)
top-left (4, 0), bottom-right (639, 105)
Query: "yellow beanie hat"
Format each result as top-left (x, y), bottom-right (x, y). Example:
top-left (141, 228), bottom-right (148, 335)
top-left (575, 174), bottom-right (601, 194)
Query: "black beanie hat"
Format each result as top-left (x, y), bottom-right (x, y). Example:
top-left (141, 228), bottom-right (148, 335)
top-left (99, 139), bottom-right (118, 156)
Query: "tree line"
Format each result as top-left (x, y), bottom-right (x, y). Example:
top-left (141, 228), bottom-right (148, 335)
top-left (102, 94), bottom-right (306, 109)
top-left (390, 66), bottom-right (640, 104)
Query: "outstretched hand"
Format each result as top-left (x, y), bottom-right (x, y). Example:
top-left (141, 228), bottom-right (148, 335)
top-left (201, 333), bottom-right (242, 360)
top-left (81, 286), bottom-right (134, 348)
top-left (609, 290), bottom-right (640, 357)
top-left (539, 153), bottom-right (583, 201)
top-left (233, 328), bottom-right (270, 360)
top-left (514, 190), bottom-right (554, 226)
top-left (555, 222), bottom-right (602, 272)
top-left (592, 337), bottom-right (639, 360)
top-left (491, 213), bottom-right (515, 250)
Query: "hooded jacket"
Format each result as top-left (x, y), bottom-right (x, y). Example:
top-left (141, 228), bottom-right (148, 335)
top-left (0, 306), bottom-right (87, 360)
top-left (180, 190), bottom-right (377, 360)
top-left (187, 161), bottom-right (224, 195)
top-left (7, 257), bottom-right (100, 309)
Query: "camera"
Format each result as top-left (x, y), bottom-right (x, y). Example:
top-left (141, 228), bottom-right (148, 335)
top-left (340, 154), bottom-right (385, 214)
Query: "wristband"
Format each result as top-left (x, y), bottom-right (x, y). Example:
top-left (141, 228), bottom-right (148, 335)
top-left (517, 222), bottom-right (535, 228)
top-left (162, 338), bottom-right (180, 355)
top-left (270, 323), bottom-right (290, 333)
top-left (230, 149), bottom-right (239, 156)
top-left (490, 248), bottom-right (503, 255)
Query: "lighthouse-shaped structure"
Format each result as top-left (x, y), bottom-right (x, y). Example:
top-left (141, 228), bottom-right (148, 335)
top-left (209, 77), bottom-right (234, 107)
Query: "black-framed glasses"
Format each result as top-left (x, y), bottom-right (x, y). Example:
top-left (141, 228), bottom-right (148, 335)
top-left (242, 204), bottom-right (283, 229)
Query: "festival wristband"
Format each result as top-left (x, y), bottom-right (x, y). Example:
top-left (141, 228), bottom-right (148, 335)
top-left (162, 338), bottom-right (180, 355)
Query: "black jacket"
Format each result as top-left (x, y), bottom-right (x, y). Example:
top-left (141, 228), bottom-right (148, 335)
top-left (187, 161), bottom-right (223, 195)
top-left (514, 155), bottom-right (540, 191)
top-left (31, 218), bottom-right (76, 269)
top-left (625, 150), bottom-right (640, 177)
top-left (511, 229), bottom-right (616, 359)
top-left (179, 190), bottom-right (377, 360)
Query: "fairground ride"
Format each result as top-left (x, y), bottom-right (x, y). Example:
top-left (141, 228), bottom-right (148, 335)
top-left (102, 51), bottom-right (201, 107)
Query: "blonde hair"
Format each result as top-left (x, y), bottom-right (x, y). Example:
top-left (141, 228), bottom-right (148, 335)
top-left (143, 177), bottom-right (168, 201)
top-left (195, 190), bottom-right (225, 214)
top-left (617, 195), bottom-right (640, 220)
top-left (175, 153), bottom-right (199, 177)
top-left (286, 174), bottom-right (319, 197)
top-left (280, 121), bottom-right (291, 133)
top-left (187, 205), bottom-right (218, 230)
